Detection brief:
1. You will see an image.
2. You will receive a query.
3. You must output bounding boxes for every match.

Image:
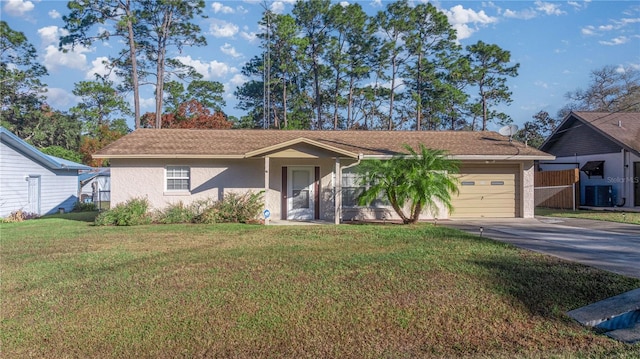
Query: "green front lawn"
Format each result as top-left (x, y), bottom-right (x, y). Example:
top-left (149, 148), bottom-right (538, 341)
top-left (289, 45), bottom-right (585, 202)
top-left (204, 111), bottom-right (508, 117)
top-left (2, 216), bottom-right (639, 358)
top-left (536, 207), bottom-right (640, 225)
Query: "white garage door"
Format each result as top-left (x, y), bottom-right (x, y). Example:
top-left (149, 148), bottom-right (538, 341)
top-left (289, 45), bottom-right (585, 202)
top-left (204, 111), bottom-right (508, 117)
top-left (451, 166), bottom-right (518, 218)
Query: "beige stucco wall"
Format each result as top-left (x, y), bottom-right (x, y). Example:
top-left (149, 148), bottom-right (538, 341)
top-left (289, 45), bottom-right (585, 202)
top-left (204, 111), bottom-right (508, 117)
top-left (110, 158), bottom-right (265, 211)
top-left (522, 160), bottom-right (535, 218)
top-left (110, 157), bottom-right (535, 221)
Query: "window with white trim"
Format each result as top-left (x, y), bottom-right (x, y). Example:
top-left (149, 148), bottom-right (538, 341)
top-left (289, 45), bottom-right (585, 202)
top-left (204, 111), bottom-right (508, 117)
top-left (166, 166), bottom-right (190, 191)
top-left (342, 169), bottom-right (364, 207)
top-left (341, 167), bottom-right (389, 207)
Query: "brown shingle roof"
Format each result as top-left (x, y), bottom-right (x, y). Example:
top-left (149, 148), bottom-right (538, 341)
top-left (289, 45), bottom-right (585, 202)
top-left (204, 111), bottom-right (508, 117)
top-left (94, 129), bottom-right (553, 159)
top-left (572, 112), bottom-right (640, 152)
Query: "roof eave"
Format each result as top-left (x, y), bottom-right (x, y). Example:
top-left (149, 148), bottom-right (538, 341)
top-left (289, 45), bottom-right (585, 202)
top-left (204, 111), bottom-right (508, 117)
top-left (362, 154), bottom-right (555, 161)
top-left (92, 154), bottom-right (245, 159)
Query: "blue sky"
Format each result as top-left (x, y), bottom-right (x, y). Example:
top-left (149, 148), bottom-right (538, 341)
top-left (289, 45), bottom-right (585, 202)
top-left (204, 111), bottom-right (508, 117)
top-left (2, 0), bottom-right (639, 131)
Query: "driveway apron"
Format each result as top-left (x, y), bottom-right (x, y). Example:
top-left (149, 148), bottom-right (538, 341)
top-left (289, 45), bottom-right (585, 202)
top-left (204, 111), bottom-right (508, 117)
top-left (443, 217), bottom-right (640, 279)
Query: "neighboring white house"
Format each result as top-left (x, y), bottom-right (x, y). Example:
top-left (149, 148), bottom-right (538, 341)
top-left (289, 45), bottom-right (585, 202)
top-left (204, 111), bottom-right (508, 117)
top-left (0, 127), bottom-right (91, 218)
top-left (539, 112), bottom-right (640, 209)
top-left (94, 129), bottom-right (553, 223)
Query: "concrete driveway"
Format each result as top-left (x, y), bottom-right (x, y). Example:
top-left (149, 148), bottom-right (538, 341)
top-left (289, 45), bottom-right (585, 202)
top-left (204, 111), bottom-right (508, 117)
top-left (444, 217), bottom-right (640, 279)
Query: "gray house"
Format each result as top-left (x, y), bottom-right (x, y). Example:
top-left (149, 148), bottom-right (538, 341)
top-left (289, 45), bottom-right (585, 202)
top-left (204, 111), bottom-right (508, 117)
top-left (539, 112), bottom-right (640, 209)
top-left (0, 127), bottom-right (91, 218)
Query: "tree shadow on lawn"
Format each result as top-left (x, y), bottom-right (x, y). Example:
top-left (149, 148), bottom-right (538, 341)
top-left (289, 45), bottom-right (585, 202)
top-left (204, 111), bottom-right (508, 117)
top-left (470, 253), bottom-right (640, 320)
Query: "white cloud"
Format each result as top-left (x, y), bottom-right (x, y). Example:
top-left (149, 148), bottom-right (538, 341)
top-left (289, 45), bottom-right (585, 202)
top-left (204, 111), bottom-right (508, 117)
top-left (37, 26), bottom-right (68, 46)
top-left (446, 5), bottom-right (497, 25)
top-left (340, 1), bottom-right (349, 7)
top-left (534, 80), bottom-right (548, 89)
top-left (599, 25), bottom-right (614, 31)
top-left (45, 87), bottom-right (77, 109)
top-left (228, 73), bottom-right (247, 87)
top-left (370, 0), bottom-right (383, 8)
top-left (48, 9), bottom-right (61, 19)
top-left (210, 60), bottom-right (235, 78)
top-left (209, 19), bottom-right (239, 38)
top-left (85, 56), bottom-right (118, 81)
top-left (270, 2), bottom-right (285, 14)
top-left (175, 56), bottom-right (211, 77)
top-left (599, 36), bottom-right (629, 46)
top-left (535, 1), bottom-right (566, 16)
top-left (174, 56), bottom-right (238, 80)
top-left (503, 8), bottom-right (537, 20)
top-left (568, 0), bottom-right (590, 10)
top-left (443, 5), bottom-right (497, 40)
top-left (2, 0), bottom-right (34, 17)
top-left (240, 30), bottom-right (258, 43)
top-left (139, 96), bottom-right (156, 111)
top-left (211, 2), bottom-right (234, 14)
top-left (581, 26), bottom-right (595, 36)
top-left (220, 43), bottom-right (242, 58)
top-left (43, 44), bottom-right (89, 72)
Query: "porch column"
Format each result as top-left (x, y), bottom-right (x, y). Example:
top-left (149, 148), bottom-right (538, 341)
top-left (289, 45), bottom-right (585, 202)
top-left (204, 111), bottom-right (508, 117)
top-left (264, 156), bottom-right (270, 225)
top-left (334, 157), bottom-right (341, 224)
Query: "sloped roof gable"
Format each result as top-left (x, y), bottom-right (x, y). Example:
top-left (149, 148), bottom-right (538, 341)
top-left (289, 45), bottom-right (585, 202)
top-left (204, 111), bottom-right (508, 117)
top-left (541, 112), bottom-right (640, 156)
top-left (1, 127), bottom-right (91, 171)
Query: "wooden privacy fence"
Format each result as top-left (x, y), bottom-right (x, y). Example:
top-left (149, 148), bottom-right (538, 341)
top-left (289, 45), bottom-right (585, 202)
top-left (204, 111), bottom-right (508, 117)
top-left (534, 168), bottom-right (580, 210)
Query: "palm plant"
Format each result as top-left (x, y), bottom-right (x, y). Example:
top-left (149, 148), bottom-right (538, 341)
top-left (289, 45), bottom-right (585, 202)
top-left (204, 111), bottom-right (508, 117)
top-left (357, 144), bottom-right (459, 224)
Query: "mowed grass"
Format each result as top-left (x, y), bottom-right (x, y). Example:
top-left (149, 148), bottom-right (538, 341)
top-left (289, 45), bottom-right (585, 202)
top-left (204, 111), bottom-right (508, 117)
top-left (2, 216), bottom-right (639, 358)
top-left (536, 207), bottom-right (640, 225)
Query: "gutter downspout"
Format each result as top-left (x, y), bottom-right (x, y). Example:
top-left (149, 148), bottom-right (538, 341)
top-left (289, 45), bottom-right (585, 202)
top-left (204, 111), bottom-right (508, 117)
top-left (618, 149), bottom-right (627, 207)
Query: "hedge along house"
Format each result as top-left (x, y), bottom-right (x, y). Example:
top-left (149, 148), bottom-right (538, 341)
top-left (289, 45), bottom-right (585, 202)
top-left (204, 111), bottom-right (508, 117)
top-left (539, 112), bottom-right (640, 209)
top-left (93, 129), bottom-right (554, 223)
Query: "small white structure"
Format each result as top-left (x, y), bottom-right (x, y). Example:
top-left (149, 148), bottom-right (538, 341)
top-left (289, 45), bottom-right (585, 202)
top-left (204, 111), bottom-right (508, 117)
top-left (79, 168), bottom-right (111, 206)
top-left (0, 127), bottom-right (91, 218)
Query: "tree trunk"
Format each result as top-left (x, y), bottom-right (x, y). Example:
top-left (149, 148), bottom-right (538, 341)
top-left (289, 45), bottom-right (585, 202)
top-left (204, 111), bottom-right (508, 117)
top-left (388, 193), bottom-right (410, 224)
top-left (125, 3), bottom-right (141, 129)
top-left (388, 55), bottom-right (397, 131)
top-left (410, 201), bottom-right (423, 224)
top-left (155, 9), bottom-right (173, 129)
top-left (282, 76), bottom-right (287, 128)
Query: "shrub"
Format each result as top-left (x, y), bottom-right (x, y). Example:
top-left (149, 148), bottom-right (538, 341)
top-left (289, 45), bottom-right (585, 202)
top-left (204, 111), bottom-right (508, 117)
top-left (73, 201), bottom-right (97, 212)
top-left (154, 201), bottom-right (198, 224)
top-left (195, 191), bottom-right (264, 224)
top-left (3, 210), bottom-right (39, 223)
top-left (95, 197), bottom-right (151, 226)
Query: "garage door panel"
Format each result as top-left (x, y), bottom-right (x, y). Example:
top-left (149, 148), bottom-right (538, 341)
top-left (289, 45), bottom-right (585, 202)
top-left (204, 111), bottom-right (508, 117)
top-left (452, 169), bottom-right (517, 218)
top-left (456, 189), bottom-right (514, 196)
top-left (452, 208), bottom-right (515, 216)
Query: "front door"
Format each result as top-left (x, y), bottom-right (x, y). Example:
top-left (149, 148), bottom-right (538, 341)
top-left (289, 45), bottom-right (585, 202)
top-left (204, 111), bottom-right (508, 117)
top-left (634, 162), bottom-right (640, 206)
top-left (287, 167), bottom-right (314, 220)
top-left (27, 176), bottom-right (41, 215)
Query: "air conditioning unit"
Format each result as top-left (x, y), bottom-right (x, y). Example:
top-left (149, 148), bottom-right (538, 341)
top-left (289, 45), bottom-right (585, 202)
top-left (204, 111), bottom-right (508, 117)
top-left (584, 185), bottom-right (612, 207)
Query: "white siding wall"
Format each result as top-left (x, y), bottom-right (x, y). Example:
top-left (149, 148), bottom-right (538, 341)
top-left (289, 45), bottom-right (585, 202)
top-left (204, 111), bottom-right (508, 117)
top-left (1, 142), bottom-right (79, 217)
